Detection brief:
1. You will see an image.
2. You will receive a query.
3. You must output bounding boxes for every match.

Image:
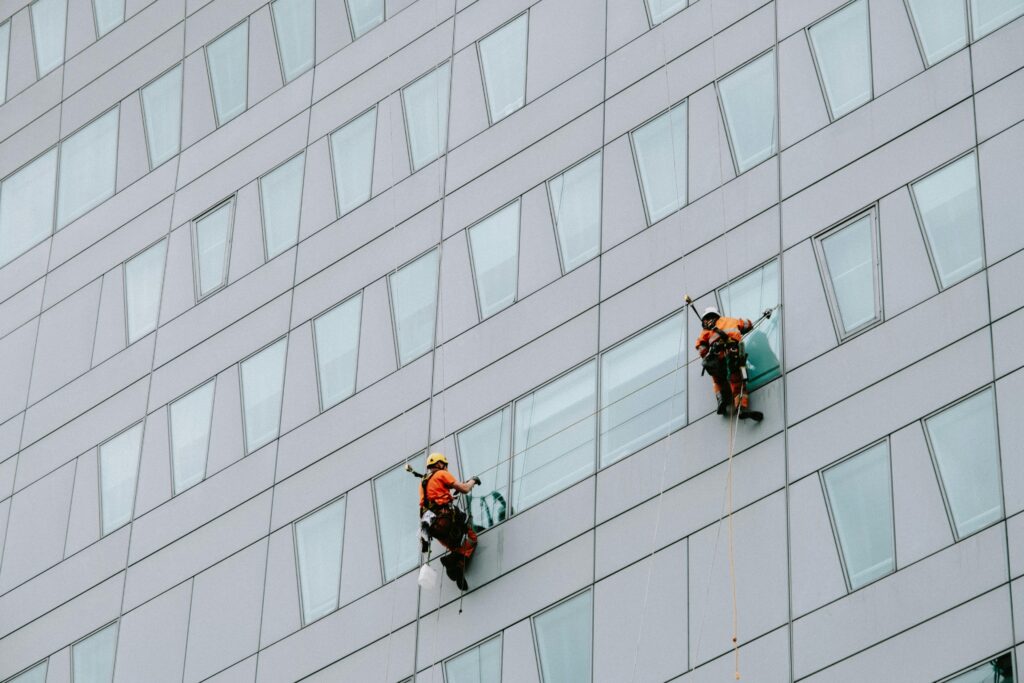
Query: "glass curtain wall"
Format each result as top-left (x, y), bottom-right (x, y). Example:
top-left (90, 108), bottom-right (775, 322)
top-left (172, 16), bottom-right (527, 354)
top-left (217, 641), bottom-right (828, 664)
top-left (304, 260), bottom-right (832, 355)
top-left (547, 153), bottom-right (601, 273)
top-left (168, 380), bottom-right (216, 494)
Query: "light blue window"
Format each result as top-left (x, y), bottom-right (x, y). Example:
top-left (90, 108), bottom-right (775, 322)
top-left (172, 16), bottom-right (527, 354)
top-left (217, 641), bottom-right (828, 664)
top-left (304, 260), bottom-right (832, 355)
top-left (57, 108), bottom-right (119, 228)
top-left (925, 389), bottom-right (1003, 539)
top-left (374, 459), bottom-right (421, 580)
top-left (193, 201), bottom-right (234, 298)
top-left (1, 22), bottom-right (10, 102)
top-left (468, 200), bottom-right (520, 319)
top-left (0, 148), bottom-right (58, 267)
top-left (169, 380), bottom-right (215, 494)
top-left (631, 102), bottom-right (687, 225)
top-left (512, 362), bottom-right (596, 512)
top-left (600, 313), bottom-right (686, 467)
top-left (6, 662), bottom-right (47, 683)
top-left (314, 293), bottom-right (362, 410)
top-left (822, 442), bottom-right (895, 590)
top-left (445, 635), bottom-right (502, 683)
top-left (911, 153), bottom-right (984, 289)
top-left (718, 51), bottom-right (776, 173)
top-left (816, 212), bottom-right (881, 337)
top-left (548, 153), bottom-right (601, 273)
top-left (72, 623), bottom-right (117, 683)
top-left (93, 0), bottom-right (124, 37)
top-left (206, 22), bottom-right (249, 125)
top-left (942, 652), bottom-right (1014, 682)
top-left (271, 0), bottom-right (314, 81)
top-left (533, 591), bottom-right (592, 683)
top-left (389, 249), bottom-right (438, 365)
top-left (240, 338), bottom-right (287, 453)
top-left (294, 497), bottom-right (346, 624)
top-left (905, 0), bottom-right (967, 65)
top-left (717, 260), bottom-right (781, 390)
top-left (970, 0), bottom-right (1024, 38)
top-left (98, 424), bottom-right (143, 535)
top-left (260, 153), bottom-right (304, 259)
top-left (478, 14), bottom-right (528, 123)
top-left (346, 0), bottom-right (384, 39)
top-left (646, 0), bottom-right (687, 24)
top-left (141, 65), bottom-right (183, 168)
top-left (30, 0), bottom-right (66, 77)
top-left (124, 239), bottom-right (167, 343)
top-left (457, 407), bottom-right (511, 532)
top-left (329, 108), bottom-right (376, 217)
top-left (808, 0), bottom-right (872, 119)
top-left (402, 62), bottom-right (450, 171)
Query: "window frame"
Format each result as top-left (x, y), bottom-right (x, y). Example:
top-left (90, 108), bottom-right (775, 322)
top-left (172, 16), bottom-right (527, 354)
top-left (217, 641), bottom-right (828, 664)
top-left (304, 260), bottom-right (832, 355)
top-left (70, 621), bottom-right (119, 683)
top-left (0, 20), bottom-right (10, 104)
top-left (29, 0), bottom-right (66, 79)
top-left (455, 405), bottom-right (512, 533)
top-left (0, 144), bottom-right (60, 267)
top-left (269, 0), bottom-right (315, 83)
top-left (902, 0), bottom-right (970, 67)
top-left (530, 588), bottom-right (594, 683)
top-left (937, 650), bottom-right (1015, 682)
top-left (191, 197), bottom-right (236, 301)
top-left (371, 453), bottom-right (424, 582)
top-left (3, 660), bottom-right (48, 683)
top-left (475, 11), bottom-right (530, 126)
top-left (400, 61), bottom-right (452, 172)
top-left (443, 632), bottom-right (503, 683)
top-left (96, 421), bottom-right (144, 537)
top-left (812, 206), bottom-right (883, 341)
top-left (138, 63), bottom-right (184, 171)
top-left (204, 19), bottom-right (250, 127)
top-left (715, 48), bottom-right (778, 176)
top-left (91, 0), bottom-right (125, 39)
top-left (466, 198), bottom-right (522, 320)
top-left (628, 100), bottom-right (688, 227)
top-left (545, 150), bottom-right (603, 275)
top-left (166, 378), bottom-right (217, 496)
top-left (311, 290), bottom-right (364, 413)
top-left (55, 105), bottom-right (121, 230)
top-left (327, 105), bottom-right (378, 219)
top-left (642, 0), bottom-right (688, 27)
top-left (122, 236), bottom-right (168, 345)
top-left (237, 335), bottom-right (289, 454)
top-left (344, 0), bottom-right (385, 41)
top-left (257, 151), bottom-right (306, 262)
top-left (805, 0), bottom-right (875, 122)
top-left (291, 494), bottom-right (347, 626)
top-left (714, 257), bottom-right (783, 391)
top-left (386, 247), bottom-right (440, 367)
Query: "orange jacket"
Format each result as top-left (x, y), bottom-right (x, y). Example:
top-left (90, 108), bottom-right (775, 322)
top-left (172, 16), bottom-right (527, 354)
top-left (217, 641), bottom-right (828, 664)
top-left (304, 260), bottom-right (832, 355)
top-left (695, 316), bottom-right (753, 356)
top-left (419, 468), bottom-right (457, 508)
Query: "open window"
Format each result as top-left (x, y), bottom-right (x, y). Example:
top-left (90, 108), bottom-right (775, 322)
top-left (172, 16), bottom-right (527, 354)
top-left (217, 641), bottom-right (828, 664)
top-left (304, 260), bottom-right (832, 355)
top-left (716, 260), bottom-right (781, 390)
top-left (814, 210), bottom-right (882, 339)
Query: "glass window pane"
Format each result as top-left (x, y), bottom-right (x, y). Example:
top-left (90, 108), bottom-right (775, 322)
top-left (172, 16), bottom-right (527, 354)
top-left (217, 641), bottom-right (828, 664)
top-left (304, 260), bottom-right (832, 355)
top-left (970, 0), bottom-right (1024, 38)
top-left (819, 214), bottom-right (879, 335)
top-left (194, 202), bottom-right (233, 298)
top-left (207, 22), bottom-right (248, 125)
top-left (533, 591), bottom-right (592, 683)
top-left (402, 62), bottom-right (450, 171)
top-left (272, 0), bottom-right (314, 81)
top-left (906, 0), bottom-right (967, 65)
top-left (646, 0), bottom-right (686, 24)
top-left (389, 249), bottom-right (438, 365)
top-left (314, 294), bottom-right (362, 410)
top-left (512, 362), bottom-right (596, 512)
top-left (330, 108), bottom-right (376, 216)
top-left (600, 313), bottom-right (686, 467)
top-left (1, 22), bottom-right (10, 103)
top-left (631, 102), bottom-right (687, 224)
top-left (346, 0), bottom-right (384, 38)
top-left (169, 380), bottom-right (215, 494)
top-left (93, 0), bottom-right (124, 37)
top-left (240, 338), bottom-right (287, 453)
top-left (0, 148), bottom-right (57, 267)
top-left (457, 408), bottom-right (511, 532)
top-left (99, 424), bottom-right (143, 535)
top-left (478, 14), bottom-right (528, 123)
top-left (57, 108), bottom-right (119, 228)
top-left (374, 460), bottom-right (421, 581)
top-left (260, 153), bottom-right (304, 259)
top-left (7, 662), bottom-right (47, 683)
top-left (823, 442), bottom-right (894, 589)
top-left (548, 153), bottom-right (601, 272)
top-left (141, 65), bottom-right (183, 168)
top-left (717, 260), bottom-right (781, 390)
top-left (294, 498), bottom-right (346, 624)
top-left (469, 201), bottom-right (520, 318)
top-left (944, 652), bottom-right (1014, 683)
top-left (809, 0), bottom-right (872, 118)
top-left (925, 389), bottom-right (1003, 538)
top-left (72, 623), bottom-right (117, 683)
top-left (718, 51), bottom-right (776, 173)
top-left (911, 153), bottom-right (984, 288)
top-left (445, 636), bottom-right (502, 683)
top-left (124, 239), bottom-right (167, 343)
top-left (30, 0), bottom-right (66, 76)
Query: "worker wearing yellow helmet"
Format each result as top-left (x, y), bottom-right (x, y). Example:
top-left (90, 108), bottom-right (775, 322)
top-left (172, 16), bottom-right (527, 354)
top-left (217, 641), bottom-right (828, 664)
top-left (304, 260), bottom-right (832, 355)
top-left (418, 452), bottom-right (480, 591)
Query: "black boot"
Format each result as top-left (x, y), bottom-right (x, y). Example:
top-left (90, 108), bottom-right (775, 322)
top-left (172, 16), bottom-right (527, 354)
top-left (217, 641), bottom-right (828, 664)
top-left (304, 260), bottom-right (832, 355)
top-left (440, 554), bottom-right (458, 581)
top-left (739, 409), bottom-right (763, 422)
top-left (715, 394), bottom-right (728, 415)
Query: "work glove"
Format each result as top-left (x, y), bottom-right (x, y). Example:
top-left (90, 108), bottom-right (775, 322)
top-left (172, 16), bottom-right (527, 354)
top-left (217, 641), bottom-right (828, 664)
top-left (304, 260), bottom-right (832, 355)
top-left (763, 308), bottom-right (772, 319)
top-left (471, 476), bottom-right (482, 486)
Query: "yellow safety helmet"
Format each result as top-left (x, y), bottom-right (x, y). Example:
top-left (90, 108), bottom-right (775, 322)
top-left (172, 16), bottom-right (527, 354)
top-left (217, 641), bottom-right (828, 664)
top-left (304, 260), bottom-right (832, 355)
top-left (426, 452), bottom-right (448, 467)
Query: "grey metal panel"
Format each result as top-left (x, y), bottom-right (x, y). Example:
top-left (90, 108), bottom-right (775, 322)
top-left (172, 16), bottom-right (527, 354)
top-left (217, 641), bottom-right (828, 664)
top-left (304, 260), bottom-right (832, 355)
top-left (247, 7), bottom-right (283, 105)
top-left (369, 93), bottom-right (412, 199)
top-left (890, 423), bottom-right (954, 568)
top-left (526, 0), bottom-right (604, 103)
top-left (1013, 578), bottom-right (1024, 643)
top-left (0, 496), bottom-right (8, 567)
top-left (501, 619), bottom-right (540, 683)
top-left (776, 0), bottom-right (847, 38)
top-left (867, 0), bottom-right (925, 96)
top-left (1007, 512), bottom-right (1023, 578)
top-left (46, 647), bottom-right (70, 683)
top-left (781, 240), bottom-right (836, 370)
top-left (116, 92), bottom-right (150, 192)
top-left (970, 15), bottom-right (1024, 90)
top-left (436, 230), bottom-right (479, 344)
top-left (28, 278), bottom-right (102, 404)
top-left (133, 408), bottom-right (171, 519)
top-left (878, 186), bottom-right (939, 318)
top-left (516, 183), bottom-right (561, 301)
top-left (710, 3), bottom-right (776, 76)
top-left (126, 0), bottom-right (156, 19)
top-left (669, 625), bottom-right (789, 682)
top-left (997, 369), bottom-right (1024, 516)
top-left (989, 248), bottom-right (1023, 321)
top-left (0, 243), bottom-right (49, 309)
top-left (788, 475), bottom-right (846, 618)
top-left (0, 446), bottom-right (16, 496)
top-left (0, 105), bottom-right (60, 179)
top-left (280, 323), bottom-right (318, 434)
top-left (0, 279), bottom-right (44, 339)
top-left (227, 182), bottom-right (268, 286)
top-left (778, 31), bottom-right (828, 149)
top-left (314, 0), bottom-right (349, 65)
top-left (302, 623), bottom-right (416, 683)
top-left (452, 0), bottom-right (525, 51)
top-left (2, 10), bottom-right (35, 100)
top-left (687, 84), bottom-right (737, 201)
top-left (447, 45), bottom-right (487, 151)
top-left (63, 449), bottom-right (102, 556)
top-left (605, 0), bottom-right (648, 55)
top-left (258, 527), bottom-right (301, 648)
top-left (159, 224), bottom-right (197, 325)
top-left (599, 135), bottom-right (647, 251)
top-left (114, 580), bottom-right (192, 683)
top-left (993, 307), bottom-right (1024, 378)
top-left (297, 137), bottom-right (337, 242)
top-left (979, 120), bottom-right (1024, 263)
top-left (975, 68), bottom-right (1024, 142)
top-left (181, 49), bottom-right (216, 150)
top-left (1, 77), bottom-right (61, 151)
top-left (355, 277), bottom-right (399, 391)
top-left (91, 267), bottom-right (127, 367)
top-left (338, 482), bottom-right (382, 605)
top-left (0, 319), bottom-right (37, 424)
top-left (598, 255), bottom-right (687, 352)
top-left (185, 0), bottom-right (263, 54)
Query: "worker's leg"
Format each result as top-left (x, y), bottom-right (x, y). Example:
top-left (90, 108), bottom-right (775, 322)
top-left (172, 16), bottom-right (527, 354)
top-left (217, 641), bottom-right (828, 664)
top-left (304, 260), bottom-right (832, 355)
top-left (729, 372), bottom-right (748, 410)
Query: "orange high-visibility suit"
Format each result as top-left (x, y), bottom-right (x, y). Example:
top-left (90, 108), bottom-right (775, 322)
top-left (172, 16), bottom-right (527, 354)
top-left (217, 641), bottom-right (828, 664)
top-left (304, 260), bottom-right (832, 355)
top-left (420, 469), bottom-right (477, 559)
top-left (695, 316), bottom-right (753, 409)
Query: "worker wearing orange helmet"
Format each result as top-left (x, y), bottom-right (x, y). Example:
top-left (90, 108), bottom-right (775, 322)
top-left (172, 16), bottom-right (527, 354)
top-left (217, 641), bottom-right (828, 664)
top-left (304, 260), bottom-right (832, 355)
top-left (419, 452), bottom-right (480, 590)
top-left (695, 306), bottom-right (765, 421)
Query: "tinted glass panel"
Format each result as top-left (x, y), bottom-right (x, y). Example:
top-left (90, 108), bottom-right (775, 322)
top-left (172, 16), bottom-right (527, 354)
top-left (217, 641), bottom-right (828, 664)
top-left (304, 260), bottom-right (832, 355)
top-left (457, 408), bottom-right (511, 532)
top-left (809, 0), bottom-right (872, 118)
top-left (631, 102), bottom-right (687, 224)
top-left (93, 0), bottom-right (124, 37)
top-left (717, 260), bottom-right (781, 390)
top-left (57, 108), bottom-right (119, 228)
top-left (469, 201), bottom-right (519, 318)
top-left (374, 461), bottom-right (421, 580)
top-left (478, 14), bottom-right (528, 123)
top-left (548, 153), bottom-right (601, 272)
top-left (260, 153), bottom-right (304, 259)
top-left (194, 202), bottom-right (233, 298)
top-left (945, 652), bottom-right (1014, 683)
top-left (819, 214), bottom-right (878, 335)
top-left (207, 23), bottom-right (248, 125)
top-left (30, 0), bottom-right (66, 76)
top-left (272, 0), bottom-right (314, 81)
top-left (534, 591), bottom-right (592, 683)
top-left (970, 0), bottom-right (1024, 38)
top-left (141, 65), bottom-right (183, 168)
top-left (646, 0), bottom-right (687, 24)
top-left (99, 424), bottom-right (143, 535)
top-left (389, 249), bottom-right (438, 365)
top-left (445, 636), bottom-right (502, 683)
top-left (124, 239), bottom-right (167, 343)
top-left (240, 339), bottom-right (287, 453)
top-left (330, 108), bottom-right (377, 216)
top-left (295, 498), bottom-right (346, 624)
top-left (0, 148), bottom-right (57, 266)
top-left (72, 623), bottom-right (117, 683)
top-left (314, 294), bottom-right (362, 410)
top-left (0, 22), bottom-right (10, 102)
top-left (346, 0), bottom-right (384, 38)
top-left (718, 51), bottom-right (776, 173)
top-left (169, 380), bottom-right (215, 494)
top-left (906, 0), bottom-right (967, 65)
top-left (7, 662), bottom-right (47, 683)
top-left (403, 63), bottom-right (450, 171)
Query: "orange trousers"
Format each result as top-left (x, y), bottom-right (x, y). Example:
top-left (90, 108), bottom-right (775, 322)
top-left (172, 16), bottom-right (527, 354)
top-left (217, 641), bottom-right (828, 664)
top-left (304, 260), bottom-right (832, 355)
top-left (711, 369), bottom-right (749, 409)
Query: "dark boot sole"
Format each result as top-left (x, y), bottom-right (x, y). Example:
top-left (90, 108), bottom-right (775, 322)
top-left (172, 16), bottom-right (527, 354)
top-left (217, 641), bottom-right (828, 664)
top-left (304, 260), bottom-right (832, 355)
top-left (739, 411), bottom-right (763, 422)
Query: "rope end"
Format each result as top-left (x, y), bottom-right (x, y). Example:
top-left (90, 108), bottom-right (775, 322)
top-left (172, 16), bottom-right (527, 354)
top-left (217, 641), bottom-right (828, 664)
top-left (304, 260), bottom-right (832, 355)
top-left (735, 672), bottom-right (741, 680)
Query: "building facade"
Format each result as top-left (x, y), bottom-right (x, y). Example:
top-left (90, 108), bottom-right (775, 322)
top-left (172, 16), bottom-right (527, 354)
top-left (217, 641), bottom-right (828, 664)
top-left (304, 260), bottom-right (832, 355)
top-left (0, 0), bottom-right (1022, 680)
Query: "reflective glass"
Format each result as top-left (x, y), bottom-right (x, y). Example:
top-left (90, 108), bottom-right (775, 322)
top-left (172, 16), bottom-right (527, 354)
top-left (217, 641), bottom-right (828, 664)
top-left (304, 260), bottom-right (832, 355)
top-left (169, 380), bottom-right (215, 494)
top-left (718, 51), bottom-right (776, 173)
top-left (346, 0), bottom-right (384, 38)
top-left (30, 0), bottom-right (66, 76)
top-left (7, 662), bottom-right (47, 683)
top-left (0, 148), bottom-right (57, 267)
top-left (389, 249), bottom-right (438, 365)
top-left (925, 389), bottom-right (1003, 538)
top-left (906, 0), bottom-right (967, 65)
top-left (478, 14), bottom-right (528, 123)
top-left (194, 202), bottom-right (233, 298)
top-left (207, 22), bottom-right (248, 125)
top-left (646, 0), bottom-right (687, 24)
top-left (374, 460), bottom-right (421, 580)
top-left (717, 260), bottom-right (781, 390)
top-left (294, 498), bottom-right (346, 624)
top-left (445, 636), bottom-right (502, 683)
top-left (402, 62), bottom-right (450, 171)
top-left (457, 408), bottom-right (511, 532)
top-left (469, 201), bottom-right (519, 318)
top-left (944, 652), bottom-right (1014, 683)
top-left (970, 0), bottom-right (1024, 38)
top-left (72, 623), bottom-right (117, 683)
top-left (548, 153), bottom-right (601, 272)
top-left (124, 239), bottom-right (167, 343)
top-left (809, 0), bottom-right (872, 118)
top-left (141, 65), bottom-right (183, 168)
top-left (272, 0), bottom-right (314, 81)
top-left (99, 424), bottom-right (143, 535)
top-left (823, 442), bottom-right (894, 589)
top-left (820, 214), bottom-right (878, 335)
top-left (314, 294), bottom-right (362, 410)
top-left (600, 313), bottom-right (686, 466)
top-left (533, 591), bottom-right (592, 683)
top-left (1, 22), bottom-right (10, 102)
top-left (631, 102), bottom-right (687, 224)
top-left (330, 108), bottom-right (376, 216)
top-left (512, 362), bottom-right (596, 512)
top-left (260, 153), bottom-right (304, 259)
top-left (93, 0), bottom-right (124, 37)
top-left (57, 108), bottom-right (119, 228)
top-left (240, 338), bottom-right (287, 453)
top-left (911, 153), bottom-right (984, 288)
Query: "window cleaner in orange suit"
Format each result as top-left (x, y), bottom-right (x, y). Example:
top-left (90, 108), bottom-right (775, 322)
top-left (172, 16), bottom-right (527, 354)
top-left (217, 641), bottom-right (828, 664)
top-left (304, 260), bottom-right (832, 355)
top-left (418, 452), bottom-right (480, 591)
top-left (695, 306), bottom-right (768, 422)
